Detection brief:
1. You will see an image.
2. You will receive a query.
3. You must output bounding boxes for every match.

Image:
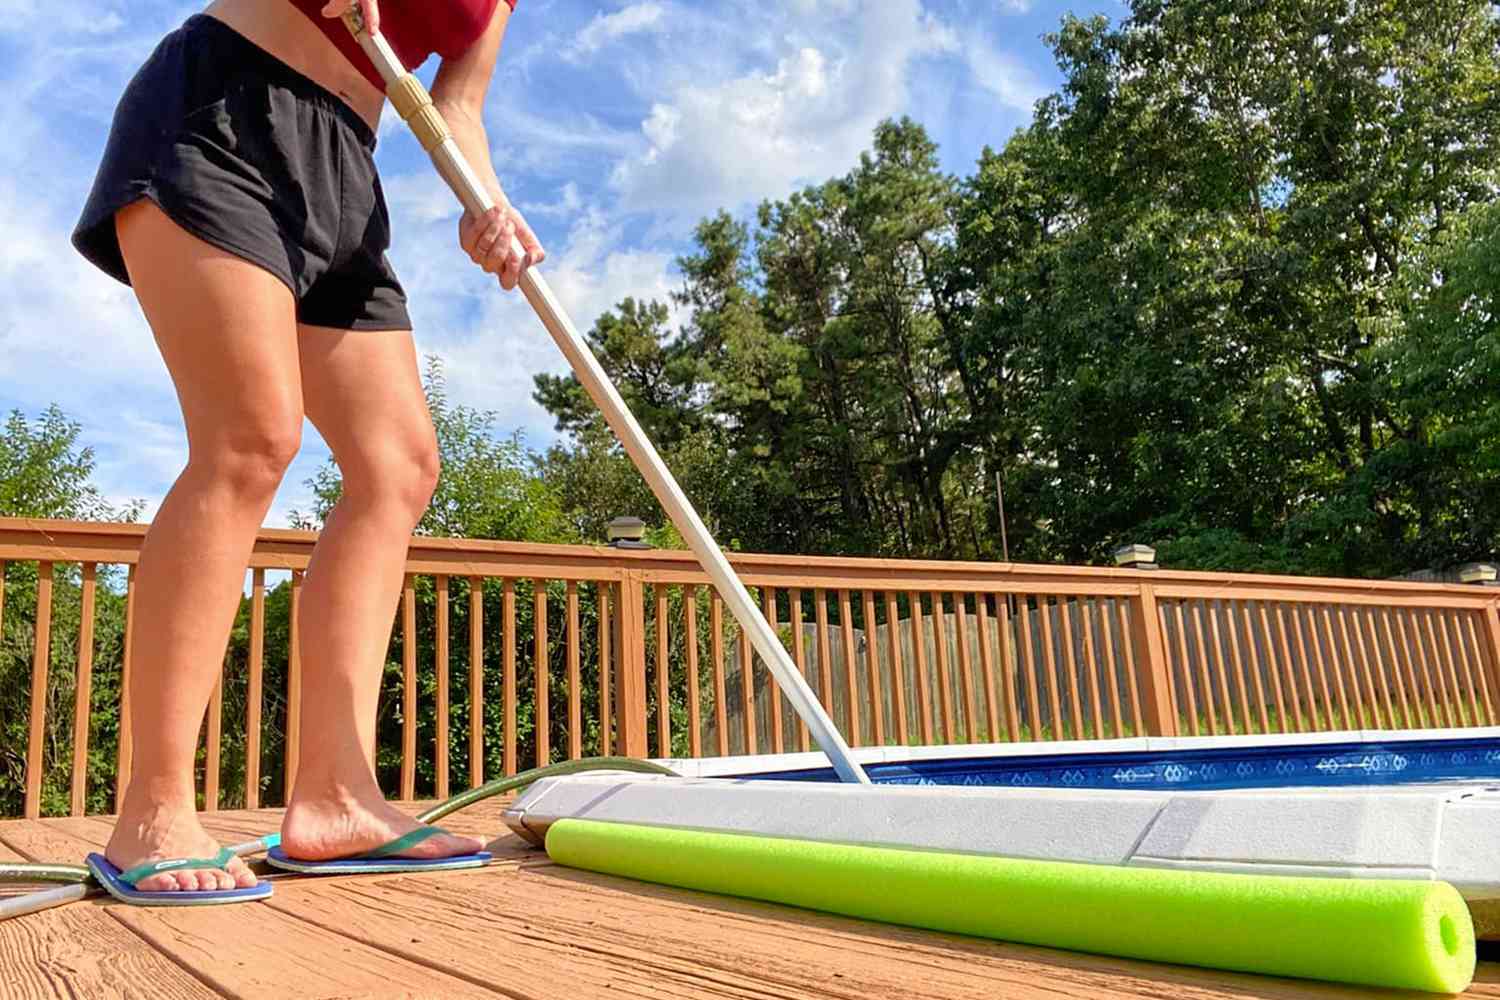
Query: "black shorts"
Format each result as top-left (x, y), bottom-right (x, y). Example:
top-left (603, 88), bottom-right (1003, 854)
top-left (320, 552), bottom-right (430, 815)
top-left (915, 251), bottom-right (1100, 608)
top-left (72, 14), bottom-right (411, 331)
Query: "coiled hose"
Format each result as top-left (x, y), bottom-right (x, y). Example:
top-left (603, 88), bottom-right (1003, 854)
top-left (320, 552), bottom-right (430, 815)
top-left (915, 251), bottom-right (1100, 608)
top-left (0, 756), bottom-right (676, 892)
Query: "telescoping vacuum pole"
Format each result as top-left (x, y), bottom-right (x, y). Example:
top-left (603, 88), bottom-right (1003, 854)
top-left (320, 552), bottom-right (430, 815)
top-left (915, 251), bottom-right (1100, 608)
top-left (342, 11), bottom-right (870, 785)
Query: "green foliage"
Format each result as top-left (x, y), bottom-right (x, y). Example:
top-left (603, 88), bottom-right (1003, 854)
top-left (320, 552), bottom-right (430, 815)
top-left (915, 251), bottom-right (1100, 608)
top-left (536, 0), bottom-right (1500, 579)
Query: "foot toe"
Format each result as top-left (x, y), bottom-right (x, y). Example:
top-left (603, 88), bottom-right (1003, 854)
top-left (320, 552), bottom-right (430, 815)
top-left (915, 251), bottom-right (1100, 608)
top-left (172, 871), bottom-right (200, 892)
top-left (136, 872), bottom-right (180, 893)
top-left (228, 859), bottom-right (258, 889)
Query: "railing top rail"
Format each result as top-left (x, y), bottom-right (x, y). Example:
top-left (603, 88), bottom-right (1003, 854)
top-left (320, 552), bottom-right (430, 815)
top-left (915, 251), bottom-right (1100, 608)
top-left (0, 516), bottom-right (1494, 603)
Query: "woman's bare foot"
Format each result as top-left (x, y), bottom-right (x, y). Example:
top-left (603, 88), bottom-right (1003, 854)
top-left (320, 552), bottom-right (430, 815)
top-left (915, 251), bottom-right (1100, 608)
top-left (281, 765), bottom-right (483, 862)
top-left (106, 788), bottom-right (257, 892)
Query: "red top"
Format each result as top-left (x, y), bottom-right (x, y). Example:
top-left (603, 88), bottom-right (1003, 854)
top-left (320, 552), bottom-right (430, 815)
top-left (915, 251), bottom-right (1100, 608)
top-left (289, 0), bottom-right (514, 91)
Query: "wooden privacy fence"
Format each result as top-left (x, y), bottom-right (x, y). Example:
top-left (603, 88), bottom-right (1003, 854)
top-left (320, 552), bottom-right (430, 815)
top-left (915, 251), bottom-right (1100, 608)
top-left (4, 516), bottom-right (1500, 819)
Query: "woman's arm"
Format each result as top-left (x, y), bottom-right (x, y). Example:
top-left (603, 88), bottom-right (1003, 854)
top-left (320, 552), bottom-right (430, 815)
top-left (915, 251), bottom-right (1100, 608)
top-left (320, 0), bottom-right (545, 290)
top-left (431, 4), bottom-right (545, 291)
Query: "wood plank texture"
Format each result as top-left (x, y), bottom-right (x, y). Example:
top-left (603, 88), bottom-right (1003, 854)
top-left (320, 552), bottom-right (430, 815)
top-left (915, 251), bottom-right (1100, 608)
top-left (6, 806), bottom-right (1500, 1000)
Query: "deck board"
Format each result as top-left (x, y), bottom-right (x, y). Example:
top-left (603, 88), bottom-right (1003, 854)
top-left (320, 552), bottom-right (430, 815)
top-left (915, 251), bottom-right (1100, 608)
top-left (0, 803), bottom-right (1495, 999)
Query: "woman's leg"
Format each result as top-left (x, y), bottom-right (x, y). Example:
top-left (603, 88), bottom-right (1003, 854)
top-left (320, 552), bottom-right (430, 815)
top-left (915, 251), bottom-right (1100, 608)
top-left (107, 200), bottom-right (305, 891)
top-left (279, 325), bottom-right (481, 859)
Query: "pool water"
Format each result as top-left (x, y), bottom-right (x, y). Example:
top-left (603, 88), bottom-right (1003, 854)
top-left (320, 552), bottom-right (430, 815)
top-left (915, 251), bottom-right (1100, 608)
top-left (738, 736), bottom-right (1500, 791)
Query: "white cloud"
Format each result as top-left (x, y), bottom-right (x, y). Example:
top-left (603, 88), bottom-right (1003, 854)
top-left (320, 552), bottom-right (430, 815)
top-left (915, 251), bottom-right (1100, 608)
top-left (567, 3), bottom-right (667, 60)
top-left (607, 0), bottom-right (960, 224)
top-left (965, 35), bottom-right (1048, 113)
top-left (378, 170), bottom-right (676, 447)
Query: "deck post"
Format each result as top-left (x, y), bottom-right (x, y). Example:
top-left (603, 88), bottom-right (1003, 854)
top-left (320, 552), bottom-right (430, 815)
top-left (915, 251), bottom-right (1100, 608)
top-left (1128, 583), bottom-right (1177, 737)
top-left (612, 571), bottom-right (649, 757)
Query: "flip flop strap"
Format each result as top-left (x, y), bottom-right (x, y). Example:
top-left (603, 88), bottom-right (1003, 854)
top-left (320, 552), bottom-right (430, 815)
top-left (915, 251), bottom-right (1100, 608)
top-left (117, 846), bottom-right (236, 887)
top-left (362, 826), bottom-right (450, 860)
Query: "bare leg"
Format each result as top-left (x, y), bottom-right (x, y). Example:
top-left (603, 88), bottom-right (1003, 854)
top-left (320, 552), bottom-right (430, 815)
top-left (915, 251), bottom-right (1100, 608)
top-left (279, 325), bottom-right (480, 860)
top-left (105, 200), bottom-right (304, 892)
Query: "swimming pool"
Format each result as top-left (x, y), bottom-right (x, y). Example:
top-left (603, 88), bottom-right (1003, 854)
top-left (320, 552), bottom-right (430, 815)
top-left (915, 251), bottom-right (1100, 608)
top-left (733, 735), bottom-right (1500, 791)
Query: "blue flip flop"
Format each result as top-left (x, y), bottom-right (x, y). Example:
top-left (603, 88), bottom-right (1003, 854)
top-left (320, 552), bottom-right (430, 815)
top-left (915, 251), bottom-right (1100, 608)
top-left (265, 826), bottom-right (491, 875)
top-left (86, 848), bottom-right (272, 907)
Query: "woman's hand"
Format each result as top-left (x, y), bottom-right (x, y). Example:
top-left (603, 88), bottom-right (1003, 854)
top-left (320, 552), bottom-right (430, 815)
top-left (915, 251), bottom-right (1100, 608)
top-left (321, 0), bottom-right (379, 35)
top-left (459, 199), bottom-right (546, 291)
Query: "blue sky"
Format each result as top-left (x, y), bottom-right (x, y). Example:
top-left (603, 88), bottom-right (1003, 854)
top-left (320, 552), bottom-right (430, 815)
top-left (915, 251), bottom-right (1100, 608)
top-left (0, 0), bottom-right (1117, 525)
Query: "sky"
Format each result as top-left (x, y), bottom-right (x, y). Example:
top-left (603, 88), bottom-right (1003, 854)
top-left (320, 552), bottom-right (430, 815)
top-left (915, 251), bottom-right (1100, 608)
top-left (0, 0), bottom-right (1118, 526)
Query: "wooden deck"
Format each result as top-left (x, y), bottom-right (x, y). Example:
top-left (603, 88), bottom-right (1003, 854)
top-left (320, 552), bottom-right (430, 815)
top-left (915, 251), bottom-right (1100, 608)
top-left (3, 800), bottom-right (1500, 1000)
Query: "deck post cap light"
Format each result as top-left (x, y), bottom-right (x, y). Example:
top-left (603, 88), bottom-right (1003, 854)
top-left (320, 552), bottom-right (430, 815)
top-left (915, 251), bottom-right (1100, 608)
top-left (1459, 562), bottom-right (1499, 585)
top-left (1113, 543), bottom-right (1157, 569)
top-left (607, 516), bottom-right (650, 549)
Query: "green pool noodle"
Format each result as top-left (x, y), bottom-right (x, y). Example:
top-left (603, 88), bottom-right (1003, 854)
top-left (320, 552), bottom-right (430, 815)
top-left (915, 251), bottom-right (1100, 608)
top-left (545, 819), bottom-right (1475, 994)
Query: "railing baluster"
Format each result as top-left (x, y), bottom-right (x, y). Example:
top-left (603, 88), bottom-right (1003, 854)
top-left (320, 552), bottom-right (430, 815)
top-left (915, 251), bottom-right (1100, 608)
top-left (117, 564), bottom-right (136, 807)
top-left (1316, 605), bottom-right (1352, 731)
top-left (908, 591), bottom-right (935, 743)
top-left (1254, 603), bottom-right (1287, 733)
top-left (975, 594), bottom-right (1001, 742)
top-left (1039, 598), bottom-right (1065, 741)
top-left (1100, 599), bottom-right (1126, 738)
top-left (205, 668), bottom-right (223, 811)
top-left (503, 578), bottom-right (517, 776)
top-left (684, 586), bottom-right (702, 756)
top-left (1359, 608), bottom-right (1397, 730)
top-left (469, 577), bottom-right (485, 784)
top-left (814, 589), bottom-right (836, 730)
top-left (952, 593), bottom-right (978, 741)
top-left (1287, 606), bottom-right (1321, 730)
top-left (246, 570), bottom-right (265, 808)
top-left (401, 575), bottom-right (417, 800)
top-left (1271, 604), bottom-right (1302, 733)
top-left (1204, 603), bottom-right (1234, 734)
top-left (655, 584), bottom-right (670, 758)
top-left (1351, 606), bottom-right (1388, 729)
top-left (1462, 611), bottom-right (1496, 726)
top-left (1223, 600), bottom-right (1254, 734)
top-left (790, 588), bottom-right (810, 751)
top-left (1057, 598), bottom-right (1085, 740)
top-left (1017, 596), bottom-right (1042, 739)
top-left (837, 589), bottom-right (861, 746)
top-left (435, 575), bottom-right (450, 798)
top-left (1127, 586), bottom-right (1172, 736)
top-left (567, 581), bottom-right (581, 760)
top-left (1333, 606), bottom-right (1369, 729)
top-left (1443, 610), bottom-right (1479, 726)
top-left (765, 587), bottom-right (785, 753)
top-left (884, 592), bottom-right (909, 746)
top-left (1398, 609), bottom-right (1436, 727)
top-left (536, 579), bottom-right (551, 767)
top-left (71, 563), bottom-right (96, 816)
top-left (1379, 608), bottom-right (1416, 729)
top-left (1189, 601), bottom-right (1219, 736)
top-left (1230, 602), bottom-right (1266, 734)
top-left (286, 570), bottom-right (303, 801)
top-left (597, 583), bottom-right (611, 756)
top-left (739, 612), bottom-right (757, 755)
top-left (1172, 602), bottom-right (1199, 736)
top-left (711, 590), bottom-right (728, 756)
top-left (999, 596), bottom-right (1023, 741)
top-left (1080, 599), bottom-right (1105, 740)
top-left (1421, 610), bottom-right (1458, 727)
top-left (932, 593), bottom-right (956, 742)
top-left (25, 562), bottom-right (53, 819)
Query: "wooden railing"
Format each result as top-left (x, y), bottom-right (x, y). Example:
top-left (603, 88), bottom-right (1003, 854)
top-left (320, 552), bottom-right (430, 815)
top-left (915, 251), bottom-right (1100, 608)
top-left (2, 516), bottom-right (1499, 819)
